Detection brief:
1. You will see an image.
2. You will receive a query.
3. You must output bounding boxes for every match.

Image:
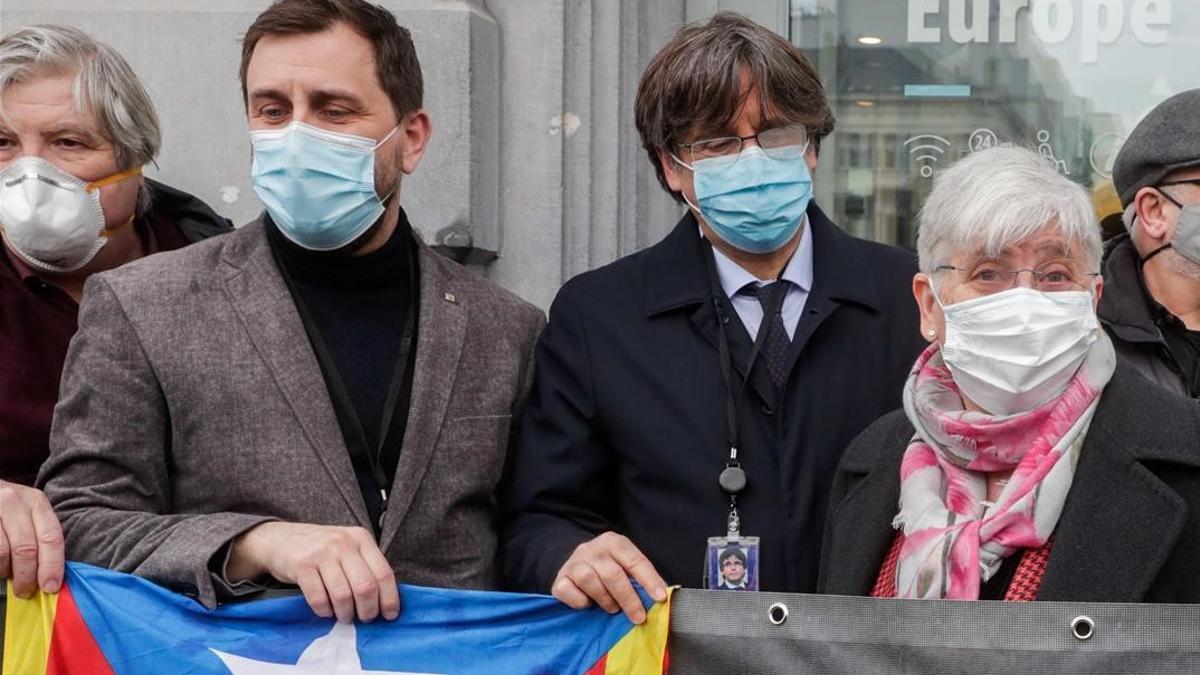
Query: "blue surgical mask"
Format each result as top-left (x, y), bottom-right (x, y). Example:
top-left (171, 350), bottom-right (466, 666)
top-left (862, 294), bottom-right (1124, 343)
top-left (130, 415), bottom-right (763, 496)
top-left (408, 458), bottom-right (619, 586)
top-left (675, 144), bottom-right (812, 254)
top-left (250, 121), bottom-right (399, 251)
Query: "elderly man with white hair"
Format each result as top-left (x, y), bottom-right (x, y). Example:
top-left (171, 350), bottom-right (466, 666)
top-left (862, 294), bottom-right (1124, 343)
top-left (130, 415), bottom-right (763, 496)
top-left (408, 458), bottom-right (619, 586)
top-left (818, 146), bottom-right (1200, 603)
top-left (0, 25), bottom-right (231, 600)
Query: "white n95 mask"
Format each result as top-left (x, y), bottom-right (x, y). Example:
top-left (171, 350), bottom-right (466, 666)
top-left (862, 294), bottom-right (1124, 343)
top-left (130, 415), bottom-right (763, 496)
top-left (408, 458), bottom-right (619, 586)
top-left (939, 287), bottom-right (1099, 416)
top-left (0, 156), bottom-right (141, 273)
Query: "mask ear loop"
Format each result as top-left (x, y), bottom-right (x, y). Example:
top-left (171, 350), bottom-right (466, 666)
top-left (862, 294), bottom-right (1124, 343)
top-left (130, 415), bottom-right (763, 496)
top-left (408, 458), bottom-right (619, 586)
top-left (669, 153), bottom-right (705, 214)
top-left (375, 122), bottom-right (410, 203)
top-left (928, 268), bottom-right (951, 310)
top-left (1141, 244), bottom-right (1172, 264)
top-left (372, 124), bottom-right (405, 205)
top-left (1140, 187), bottom-right (1185, 265)
top-left (373, 124), bottom-right (402, 150)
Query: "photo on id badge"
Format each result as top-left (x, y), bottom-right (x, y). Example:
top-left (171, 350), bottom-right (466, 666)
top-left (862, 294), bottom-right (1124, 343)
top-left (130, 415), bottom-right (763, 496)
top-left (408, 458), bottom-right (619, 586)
top-left (705, 536), bottom-right (759, 591)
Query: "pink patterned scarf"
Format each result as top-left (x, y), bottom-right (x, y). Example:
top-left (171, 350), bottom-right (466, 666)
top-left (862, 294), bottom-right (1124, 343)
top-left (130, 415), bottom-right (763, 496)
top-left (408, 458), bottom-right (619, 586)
top-left (892, 335), bottom-right (1116, 599)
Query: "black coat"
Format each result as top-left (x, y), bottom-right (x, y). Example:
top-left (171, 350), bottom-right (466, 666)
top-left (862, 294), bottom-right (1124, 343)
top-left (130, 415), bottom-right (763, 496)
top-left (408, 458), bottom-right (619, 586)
top-left (502, 203), bottom-right (924, 593)
top-left (145, 178), bottom-right (234, 243)
top-left (1098, 235), bottom-right (1192, 396)
top-left (818, 364), bottom-right (1200, 602)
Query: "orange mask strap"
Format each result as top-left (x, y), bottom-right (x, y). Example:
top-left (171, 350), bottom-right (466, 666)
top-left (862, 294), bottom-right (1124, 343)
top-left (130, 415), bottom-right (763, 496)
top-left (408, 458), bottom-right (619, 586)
top-left (85, 166), bottom-right (143, 192)
top-left (99, 215), bottom-right (135, 239)
top-left (86, 166), bottom-right (143, 238)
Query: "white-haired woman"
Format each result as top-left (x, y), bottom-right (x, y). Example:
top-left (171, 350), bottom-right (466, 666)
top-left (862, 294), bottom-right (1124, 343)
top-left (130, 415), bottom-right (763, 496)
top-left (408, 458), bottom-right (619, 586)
top-left (0, 25), bottom-right (230, 599)
top-left (818, 146), bottom-right (1200, 602)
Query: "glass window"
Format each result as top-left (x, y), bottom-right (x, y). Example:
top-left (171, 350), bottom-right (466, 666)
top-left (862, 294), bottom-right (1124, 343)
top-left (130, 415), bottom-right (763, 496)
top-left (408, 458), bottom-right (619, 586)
top-left (789, 0), bottom-right (1195, 248)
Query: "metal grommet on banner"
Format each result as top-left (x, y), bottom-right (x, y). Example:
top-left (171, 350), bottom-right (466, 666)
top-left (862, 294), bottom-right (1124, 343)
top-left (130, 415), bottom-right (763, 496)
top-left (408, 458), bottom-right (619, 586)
top-left (1071, 615), bottom-right (1095, 641)
top-left (768, 602), bottom-right (789, 626)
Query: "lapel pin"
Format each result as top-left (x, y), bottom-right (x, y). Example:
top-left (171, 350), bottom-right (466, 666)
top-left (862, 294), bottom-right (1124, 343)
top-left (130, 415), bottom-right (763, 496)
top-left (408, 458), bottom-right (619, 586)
top-left (444, 292), bottom-right (457, 304)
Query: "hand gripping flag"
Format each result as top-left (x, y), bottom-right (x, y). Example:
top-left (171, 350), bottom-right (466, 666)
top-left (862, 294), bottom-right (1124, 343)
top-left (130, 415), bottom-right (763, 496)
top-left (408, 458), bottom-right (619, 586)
top-left (3, 563), bottom-right (671, 674)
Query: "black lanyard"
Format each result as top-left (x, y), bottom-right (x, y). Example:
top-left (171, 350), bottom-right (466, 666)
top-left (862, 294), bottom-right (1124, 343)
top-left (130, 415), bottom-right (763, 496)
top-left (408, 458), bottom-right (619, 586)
top-left (701, 240), bottom-right (786, 536)
top-left (271, 242), bottom-right (418, 532)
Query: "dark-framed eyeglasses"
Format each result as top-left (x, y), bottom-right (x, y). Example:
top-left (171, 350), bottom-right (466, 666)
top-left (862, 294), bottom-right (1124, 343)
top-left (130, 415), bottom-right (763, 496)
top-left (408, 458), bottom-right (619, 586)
top-left (1155, 179), bottom-right (1200, 209)
top-left (1158, 178), bottom-right (1200, 189)
top-left (678, 124), bottom-right (810, 166)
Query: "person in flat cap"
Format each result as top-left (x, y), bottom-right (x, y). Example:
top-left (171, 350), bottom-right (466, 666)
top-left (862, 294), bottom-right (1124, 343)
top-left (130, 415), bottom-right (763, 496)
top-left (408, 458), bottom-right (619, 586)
top-left (1098, 89), bottom-right (1200, 397)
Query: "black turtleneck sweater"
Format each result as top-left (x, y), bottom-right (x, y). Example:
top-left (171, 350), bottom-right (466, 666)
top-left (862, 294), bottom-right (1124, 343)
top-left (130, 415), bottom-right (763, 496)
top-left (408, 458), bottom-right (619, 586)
top-left (266, 210), bottom-right (419, 530)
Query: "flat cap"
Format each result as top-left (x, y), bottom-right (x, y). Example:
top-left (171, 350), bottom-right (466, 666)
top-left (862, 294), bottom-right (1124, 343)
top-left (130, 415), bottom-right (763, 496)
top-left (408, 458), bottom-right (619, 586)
top-left (1113, 89), bottom-right (1200, 207)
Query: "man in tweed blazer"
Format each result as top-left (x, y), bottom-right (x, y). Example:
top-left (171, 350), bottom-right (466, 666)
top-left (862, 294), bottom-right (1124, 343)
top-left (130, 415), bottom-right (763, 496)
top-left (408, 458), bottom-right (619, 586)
top-left (38, 0), bottom-right (543, 623)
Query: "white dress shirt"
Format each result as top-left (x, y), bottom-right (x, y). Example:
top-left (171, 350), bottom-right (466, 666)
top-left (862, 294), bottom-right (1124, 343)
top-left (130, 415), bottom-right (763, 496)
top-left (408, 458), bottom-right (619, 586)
top-left (708, 217), bottom-right (813, 340)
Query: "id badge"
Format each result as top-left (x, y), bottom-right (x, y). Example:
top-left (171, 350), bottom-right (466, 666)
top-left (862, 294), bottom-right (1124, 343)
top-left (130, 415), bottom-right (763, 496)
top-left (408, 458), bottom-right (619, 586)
top-left (704, 535), bottom-right (760, 591)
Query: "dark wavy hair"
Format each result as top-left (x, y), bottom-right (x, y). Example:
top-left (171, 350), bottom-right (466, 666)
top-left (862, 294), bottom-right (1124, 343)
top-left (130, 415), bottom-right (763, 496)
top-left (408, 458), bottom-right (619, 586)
top-left (635, 12), bottom-right (834, 202)
top-left (240, 0), bottom-right (423, 121)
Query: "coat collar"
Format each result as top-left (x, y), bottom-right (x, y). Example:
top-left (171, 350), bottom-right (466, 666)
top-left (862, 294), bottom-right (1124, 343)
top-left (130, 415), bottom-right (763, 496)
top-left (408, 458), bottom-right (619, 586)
top-left (1098, 235), bottom-right (1163, 345)
top-left (1037, 364), bottom-right (1199, 601)
top-left (818, 411), bottom-right (911, 597)
top-left (643, 201), bottom-right (883, 318)
top-left (822, 365), bottom-right (1200, 601)
top-left (710, 216), bottom-right (814, 297)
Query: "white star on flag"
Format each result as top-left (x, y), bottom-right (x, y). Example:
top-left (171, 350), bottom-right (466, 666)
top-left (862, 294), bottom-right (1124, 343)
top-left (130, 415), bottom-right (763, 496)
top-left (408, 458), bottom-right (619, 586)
top-left (211, 621), bottom-right (442, 675)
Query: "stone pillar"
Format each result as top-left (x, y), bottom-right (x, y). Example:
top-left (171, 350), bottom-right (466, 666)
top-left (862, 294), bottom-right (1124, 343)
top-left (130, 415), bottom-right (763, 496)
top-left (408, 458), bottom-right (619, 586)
top-left (482, 0), bottom-right (685, 307)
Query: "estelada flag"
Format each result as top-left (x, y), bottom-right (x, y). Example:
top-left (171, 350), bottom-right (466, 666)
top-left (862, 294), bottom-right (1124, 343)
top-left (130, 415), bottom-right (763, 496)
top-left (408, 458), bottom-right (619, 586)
top-left (3, 562), bottom-right (671, 674)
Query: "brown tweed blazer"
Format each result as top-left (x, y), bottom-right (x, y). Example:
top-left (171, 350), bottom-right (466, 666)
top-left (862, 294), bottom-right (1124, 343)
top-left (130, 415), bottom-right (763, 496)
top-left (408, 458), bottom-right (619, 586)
top-left (38, 217), bottom-right (544, 608)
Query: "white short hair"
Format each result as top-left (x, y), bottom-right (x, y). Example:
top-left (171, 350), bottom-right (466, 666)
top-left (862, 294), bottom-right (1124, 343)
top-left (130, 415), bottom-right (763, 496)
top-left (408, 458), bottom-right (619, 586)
top-left (0, 25), bottom-right (160, 172)
top-left (916, 146), bottom-right (1102, 273)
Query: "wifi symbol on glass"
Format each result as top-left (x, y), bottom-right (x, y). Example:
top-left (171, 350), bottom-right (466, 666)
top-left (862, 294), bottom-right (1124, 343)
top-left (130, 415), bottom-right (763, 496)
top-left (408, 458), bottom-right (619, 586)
top-left (905, 135), bottom-right (951, 178)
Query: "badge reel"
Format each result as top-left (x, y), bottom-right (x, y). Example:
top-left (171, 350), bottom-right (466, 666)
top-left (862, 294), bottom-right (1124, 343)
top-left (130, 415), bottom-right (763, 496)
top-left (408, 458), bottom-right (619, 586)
top-left (701, 242), bottom-right (771, 592)
top-left (705, 459), bottom-right (760, 591)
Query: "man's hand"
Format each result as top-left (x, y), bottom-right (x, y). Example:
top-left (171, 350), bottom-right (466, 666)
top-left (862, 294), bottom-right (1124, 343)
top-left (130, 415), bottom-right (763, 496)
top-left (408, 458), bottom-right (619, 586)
top-left (552, 532), bottom-right (667, 624)
top-left (227, 522), bottom-right (399, 624)
top-left (0, 480), bottom-right (65, 598)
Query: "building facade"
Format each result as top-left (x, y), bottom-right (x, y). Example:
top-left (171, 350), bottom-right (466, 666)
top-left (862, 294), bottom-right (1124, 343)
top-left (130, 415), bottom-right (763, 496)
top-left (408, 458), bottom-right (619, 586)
top-left (5, 0), bottom-right (1193, 307)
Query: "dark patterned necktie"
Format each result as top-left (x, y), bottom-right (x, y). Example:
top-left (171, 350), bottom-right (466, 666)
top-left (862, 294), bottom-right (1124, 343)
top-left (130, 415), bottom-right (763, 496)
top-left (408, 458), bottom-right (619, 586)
top-left (741, 281), bottom-right (791, 390)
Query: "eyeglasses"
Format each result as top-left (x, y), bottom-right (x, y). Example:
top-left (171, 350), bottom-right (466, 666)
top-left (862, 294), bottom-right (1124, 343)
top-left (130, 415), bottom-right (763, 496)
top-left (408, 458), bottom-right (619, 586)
top-left (678, 124), bottom-right (810, 165)
top-left (1159, 179), bottom-right (1200, 189)
top-left (1156, 179), bottom-right (1200, 209)
top-left (933, 262), bottom-right (1099, 294)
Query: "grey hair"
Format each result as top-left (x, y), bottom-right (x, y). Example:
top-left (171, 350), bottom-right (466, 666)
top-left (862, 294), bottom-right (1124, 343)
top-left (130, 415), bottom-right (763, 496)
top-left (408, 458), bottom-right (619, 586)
top-left (0, 25), bottom-right (160, 212)
top-left (916, 145), bottom-right (1102, 274)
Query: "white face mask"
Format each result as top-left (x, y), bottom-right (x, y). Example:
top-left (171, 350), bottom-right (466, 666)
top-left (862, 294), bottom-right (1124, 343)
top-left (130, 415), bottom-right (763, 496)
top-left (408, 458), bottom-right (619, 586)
top-left (939, 286), bottom-right (1099, 416)
top-left (0, 156), bottom-right (141, 273)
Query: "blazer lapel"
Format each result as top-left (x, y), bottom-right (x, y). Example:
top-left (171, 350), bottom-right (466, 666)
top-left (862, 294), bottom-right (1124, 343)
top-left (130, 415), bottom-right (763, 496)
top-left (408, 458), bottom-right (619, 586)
top-left (220, 221), bottom-right (370, 528)
top-left (1037, 421), bottom-right (1186, 602)
top-left (379, 244), bottom-right (468, 551)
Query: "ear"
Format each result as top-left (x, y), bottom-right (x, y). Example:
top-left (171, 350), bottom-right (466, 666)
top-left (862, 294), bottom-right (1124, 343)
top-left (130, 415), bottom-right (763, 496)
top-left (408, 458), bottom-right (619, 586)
top-left (1134, 186), bottom-right (1174, 245)
top-left (656, 148), bottom-right (687, 194)
top-left (1091, 274), bottom-right (1104, 311)
top-left (805, 145), bottom-right (818, 174)
top-left (398, 109), bottom-right (432, 175)
top-left (913, 272), bottom-right (941, 344)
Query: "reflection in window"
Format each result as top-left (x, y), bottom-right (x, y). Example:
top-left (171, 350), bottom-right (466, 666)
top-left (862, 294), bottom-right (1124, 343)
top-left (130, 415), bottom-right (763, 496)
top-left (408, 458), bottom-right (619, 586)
top-left (790, 0), bottom-right (1194, 249)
